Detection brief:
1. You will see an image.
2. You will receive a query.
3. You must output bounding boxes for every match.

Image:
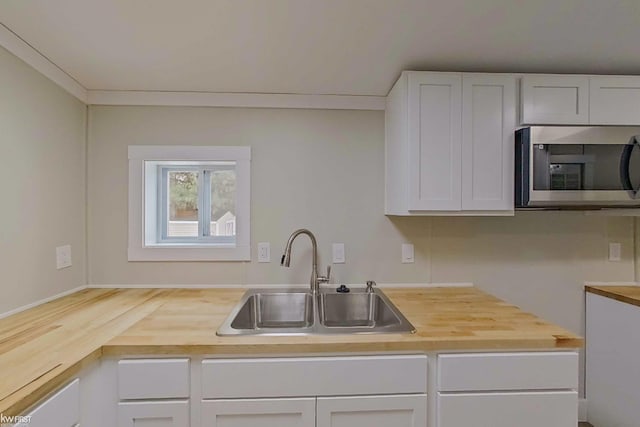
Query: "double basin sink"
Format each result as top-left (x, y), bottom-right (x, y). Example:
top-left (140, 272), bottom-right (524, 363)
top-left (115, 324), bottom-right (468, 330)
top-left (217, 287), bottom-right (416, 336)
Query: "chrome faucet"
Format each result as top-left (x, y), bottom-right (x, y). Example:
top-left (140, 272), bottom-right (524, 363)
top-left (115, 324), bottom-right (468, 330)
top-left (281, 229), bottom-right (330, 295)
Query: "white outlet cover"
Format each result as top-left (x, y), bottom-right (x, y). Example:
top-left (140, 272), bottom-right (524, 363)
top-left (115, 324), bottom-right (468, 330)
top-left (609, 242), bottom-right (621, 262)
top-left (56, 245), bottom-right (72, 269)
top-left (257, 242), bottom-right (270, 263)
top-left (401, 243), bottom-right (414, 264)
top-left (332, 243), bottom-right (345, 264)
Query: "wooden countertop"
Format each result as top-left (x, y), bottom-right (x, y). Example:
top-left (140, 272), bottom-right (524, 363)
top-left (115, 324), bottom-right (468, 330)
top-left (586, 285), bottom-right (640, 308)
top-left (0, 287), bottom-right (582, 416)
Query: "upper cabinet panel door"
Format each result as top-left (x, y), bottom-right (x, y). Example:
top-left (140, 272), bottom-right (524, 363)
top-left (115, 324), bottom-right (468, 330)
top-left (407, 72), bottom-right (462, 211)
top-left (521, 75), bottom-right (589, 124)
top-left (461, 75), bottom-right (516, 211)
top-left (317, 395), bottom-right (427, 427)
top-left (590, 76), bottom-right (640, 125)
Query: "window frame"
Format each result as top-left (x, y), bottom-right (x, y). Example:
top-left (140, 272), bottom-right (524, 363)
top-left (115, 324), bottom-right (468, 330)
top-left (128, 145), bottom-right (250, 261)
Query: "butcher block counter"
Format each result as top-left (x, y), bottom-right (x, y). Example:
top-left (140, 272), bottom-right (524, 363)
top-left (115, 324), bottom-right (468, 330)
top-left (585, 284), bottom-right (640, 307)
top-left (0, 286), bottom-right (582, 417)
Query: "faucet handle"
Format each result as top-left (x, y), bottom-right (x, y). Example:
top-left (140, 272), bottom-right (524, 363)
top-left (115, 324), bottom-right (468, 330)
top-left (366, 280), bottom-right (376, 293)
top-left (318, 265), bottom-right (331, 284)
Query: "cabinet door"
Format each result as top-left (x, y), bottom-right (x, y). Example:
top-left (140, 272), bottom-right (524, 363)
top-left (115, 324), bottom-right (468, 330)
top-left (438, 391), bottom-right (577, 427)
top-left (462, 74), bottom-right (516, 211)
top-left (117, 400), bottom-right (189, 427)
top-left (201, 398), bottom-right (315, 427)
top-left (408, 72), bottom-right (462, 210)
top-left (590, 76), bottom-right (640, 125)
top-left (317, 394), bottom-right (427, 427)
top-left (521, 75), bottom-right (589, 124)
top-left (586, 293), bottom-right (640, 427)
top-left (15, 379), bottom-right (80, 427)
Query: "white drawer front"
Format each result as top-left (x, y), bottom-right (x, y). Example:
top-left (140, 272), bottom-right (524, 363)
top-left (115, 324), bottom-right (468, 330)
top-left (118, 358), bottom-right (190, 400)
top-left (202, 355), bottom-right (427, 399)
top-left (17, 379), bottom-right (80, 427)
top-left (437, 391), bottom-right (578, 427)
top-left (438, 352), bottom-right (578, 391)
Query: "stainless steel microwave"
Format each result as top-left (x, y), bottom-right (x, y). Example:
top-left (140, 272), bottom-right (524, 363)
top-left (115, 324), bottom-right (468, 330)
top-left (515, 126), bottom-right (640, 209)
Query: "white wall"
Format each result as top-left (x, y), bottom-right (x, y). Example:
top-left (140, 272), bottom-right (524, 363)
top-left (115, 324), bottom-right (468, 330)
top-left (0, 46), bottom-right (87, 314)
top-left (87, 105), bottom-right (636, 395)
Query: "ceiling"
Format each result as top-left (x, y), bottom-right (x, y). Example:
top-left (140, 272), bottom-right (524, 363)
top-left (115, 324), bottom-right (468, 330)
top-left (1, 0), bottom-right (639, 96)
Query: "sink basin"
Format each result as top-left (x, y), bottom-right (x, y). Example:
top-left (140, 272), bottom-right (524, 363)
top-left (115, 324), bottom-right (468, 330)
top-left (216, 287), bottom-right (415, 336)
top-left (319, 293), bottom-right (401, 328)
top-left (231, 292), bottom-right (313, 329)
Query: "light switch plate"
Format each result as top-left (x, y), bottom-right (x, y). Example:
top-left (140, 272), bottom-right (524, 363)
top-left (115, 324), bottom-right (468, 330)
top-left (332, 243), bottom-right (345, 264)
top-left (401, 243), bottom-right (414, 264)
top-left (257, 242), bottom-right (270, 263)
top-left (56, 245), bottom-right (72, 269)
top-left (609, 242), bottom-right (621, 261)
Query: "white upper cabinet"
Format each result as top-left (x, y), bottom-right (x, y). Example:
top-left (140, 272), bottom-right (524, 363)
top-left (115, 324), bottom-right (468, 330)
top-left (590, 76), bottom-right (640, 125)
top-left (462, 74), bottom-right (516, 211)
top-left (385, 71), bottom-right (516, 215)
top-left (521, 74), bottom-right (640, 125)
top-left (407, 72), bottom-right (462, 211)
top-left (520, 75), bottom-right (589, 125)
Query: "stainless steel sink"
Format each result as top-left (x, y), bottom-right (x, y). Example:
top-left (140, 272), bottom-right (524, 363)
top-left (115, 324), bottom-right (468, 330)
top-left (231, 292), bottom-right (313, 329)
top-left (217, 287), bottom-right (415, 336)
top-left (319, 293), bottom-right (402, 328)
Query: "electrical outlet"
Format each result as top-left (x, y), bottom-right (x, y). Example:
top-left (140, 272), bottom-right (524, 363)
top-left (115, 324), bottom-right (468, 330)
top-left (257, 242), bottom-right (270, 263)
top-left (56, 245), bottom-right (72, 269)
top-left (609, 242), bottom-right (621, 262)
top-left (332, 243), bottom-right (345, 264)
top-left (401, 243), bottom-right (414, 263)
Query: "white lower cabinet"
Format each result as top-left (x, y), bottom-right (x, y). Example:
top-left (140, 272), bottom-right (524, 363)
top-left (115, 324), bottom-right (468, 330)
top-left (200, 356), bottom-right (428, 427)
top-left (437, 391), bottom-right (577, 427)
top-left (201, 398), bottom-right (315, 427)
top-left (317, 395), bottom-right (427, 427)
top-left (115, 358), bottom-right (191, 427)
top-left (437, 352), bottom-right (579, 427)
top-left (117, 400), bottom-right (189, 427)
top-left (15, 353), bottom-right (582, 427)
top-left (14, 379), bottom-right (80, 427)
top-left (586, 292), bottom-right (640, 427)
top-left (201, 394), bottom-right (427, 427)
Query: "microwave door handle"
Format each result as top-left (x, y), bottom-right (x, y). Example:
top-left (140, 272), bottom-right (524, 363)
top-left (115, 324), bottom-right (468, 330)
top-left (620, 136), bottom-right (639, 198)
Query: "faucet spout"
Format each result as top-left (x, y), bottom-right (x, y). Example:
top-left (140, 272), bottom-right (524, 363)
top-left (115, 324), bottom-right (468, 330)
top-left (281, 229), bottom-right (327, 295)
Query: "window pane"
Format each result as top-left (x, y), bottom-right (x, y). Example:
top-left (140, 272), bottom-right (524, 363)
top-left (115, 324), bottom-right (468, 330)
top-left (209, 169), bottom-right (236, 237)
top-left (168, 171), bottom-right (199, 237)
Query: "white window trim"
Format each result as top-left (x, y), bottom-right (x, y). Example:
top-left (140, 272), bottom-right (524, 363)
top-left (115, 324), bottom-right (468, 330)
top-left (128, 145), bottom-right (251, 261)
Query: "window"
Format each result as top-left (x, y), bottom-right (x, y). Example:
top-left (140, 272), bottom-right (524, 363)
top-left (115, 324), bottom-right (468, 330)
top-left (128, 146), bottom-right (250, 261)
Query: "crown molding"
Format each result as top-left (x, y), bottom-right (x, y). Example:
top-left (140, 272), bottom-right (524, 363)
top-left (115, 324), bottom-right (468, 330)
top-left (0, 22), bottom-right (88, 102)
top-left (0, 22), bottom-right (384, 110)
top-left (87, 90), bottom-right (386, 110)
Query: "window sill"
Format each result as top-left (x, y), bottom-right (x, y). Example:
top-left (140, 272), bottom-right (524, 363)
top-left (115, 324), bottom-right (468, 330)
top-left (127, 245), bottom-right (250, 262)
